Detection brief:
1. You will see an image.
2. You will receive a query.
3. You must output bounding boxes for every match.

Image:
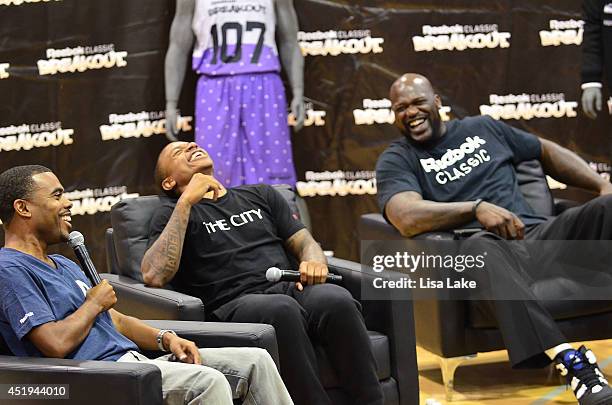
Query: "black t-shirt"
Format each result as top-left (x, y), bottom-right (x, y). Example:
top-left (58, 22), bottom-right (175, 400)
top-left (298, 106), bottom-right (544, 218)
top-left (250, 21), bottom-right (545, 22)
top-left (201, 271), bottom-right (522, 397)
top-left (376, 115), bottom-right (548, 228)
top-left (147, 184), bottom-right (305, 314)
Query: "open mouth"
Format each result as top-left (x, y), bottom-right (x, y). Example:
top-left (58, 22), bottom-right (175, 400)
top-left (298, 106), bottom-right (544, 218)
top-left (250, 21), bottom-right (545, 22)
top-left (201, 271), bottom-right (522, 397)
top-left (60, 212), bottom-right (72, 227)
top-left (190, 150), bottom-right (206, 162)
top-left (408, 117), bottom-right (426, 129)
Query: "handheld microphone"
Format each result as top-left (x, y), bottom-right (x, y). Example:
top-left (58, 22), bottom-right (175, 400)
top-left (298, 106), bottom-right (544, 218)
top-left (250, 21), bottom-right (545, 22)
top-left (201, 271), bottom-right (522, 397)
top-left (67, 231), bottom-right (102, 286)
top-left (265, 267), bottom-right (343, 283)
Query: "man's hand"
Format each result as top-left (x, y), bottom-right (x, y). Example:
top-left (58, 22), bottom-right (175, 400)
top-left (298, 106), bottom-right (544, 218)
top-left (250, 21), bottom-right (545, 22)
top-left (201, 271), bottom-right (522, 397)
top-left (85, 279), bottom-right (117, 313)
top-left (290, 95), bottom-right (305, 131)
top-left (582, 87), bottom-right (602, 120)
top-left (475, 202), bottom-right (525, 240)
top-left (179, 173), bottom-right (224, 206)
top-left (166, 334), bottom-right (202, 365)
top-left (296, 261), bottom-right (328, 291)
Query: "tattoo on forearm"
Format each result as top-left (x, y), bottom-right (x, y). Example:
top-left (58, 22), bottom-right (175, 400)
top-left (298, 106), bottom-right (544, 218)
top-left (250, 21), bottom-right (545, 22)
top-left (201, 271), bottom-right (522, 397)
top-left (287, 229), bottom-right (326, 263)
top-left (163, 223), bottom-right (182, 276)
top-left (143, 208), bottom-right (189, 284)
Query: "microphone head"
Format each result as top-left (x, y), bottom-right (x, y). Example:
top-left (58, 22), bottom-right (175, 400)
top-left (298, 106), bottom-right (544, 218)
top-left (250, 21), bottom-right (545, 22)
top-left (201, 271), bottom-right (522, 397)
top-left (67, 231), bottom-right (85, 248)
top-left (266, 267), bottom-right (282, 282)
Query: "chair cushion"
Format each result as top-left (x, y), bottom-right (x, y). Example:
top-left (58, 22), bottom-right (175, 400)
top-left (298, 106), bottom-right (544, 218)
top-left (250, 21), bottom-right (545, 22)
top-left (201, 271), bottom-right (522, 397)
top-left (272, 184), bottom-right (312, 232)
top-left (359, 213), bottom-right (404, 240)
top-left (317, 330), bottom-right (390, 388)
top-left (516, 160), bottom-right (554, 217)
top-left (111, 195), bottom-right (162, 281)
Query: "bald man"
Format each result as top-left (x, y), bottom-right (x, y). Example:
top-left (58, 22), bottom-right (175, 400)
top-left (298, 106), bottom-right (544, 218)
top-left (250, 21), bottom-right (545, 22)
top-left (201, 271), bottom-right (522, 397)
top-left (376, 74), bottom-right (612, 405)
top-left (141, 142), bottom-right (383, 405)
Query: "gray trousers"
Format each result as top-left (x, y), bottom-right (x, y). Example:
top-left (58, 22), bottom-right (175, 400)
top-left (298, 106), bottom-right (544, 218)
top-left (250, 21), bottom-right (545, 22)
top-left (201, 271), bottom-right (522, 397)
top-left (117, 347), bottom-right (293, 405)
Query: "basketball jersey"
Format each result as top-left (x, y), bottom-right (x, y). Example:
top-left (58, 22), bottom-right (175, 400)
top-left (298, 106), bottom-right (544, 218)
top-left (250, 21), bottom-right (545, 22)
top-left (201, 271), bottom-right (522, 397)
top-left (192, 0), bottom-right (281, 76)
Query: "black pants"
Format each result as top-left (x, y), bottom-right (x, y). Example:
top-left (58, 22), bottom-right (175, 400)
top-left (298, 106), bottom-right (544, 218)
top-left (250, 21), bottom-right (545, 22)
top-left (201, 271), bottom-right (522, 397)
top-left (468, 194), bottom-right (612, 368)
top-left (212, 282), bottom-right (384, 405)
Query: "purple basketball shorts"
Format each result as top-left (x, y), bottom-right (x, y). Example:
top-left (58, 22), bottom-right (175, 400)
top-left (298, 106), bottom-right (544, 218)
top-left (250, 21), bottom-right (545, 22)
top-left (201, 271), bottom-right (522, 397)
top-left (194, 72), bottom-right (296, 187)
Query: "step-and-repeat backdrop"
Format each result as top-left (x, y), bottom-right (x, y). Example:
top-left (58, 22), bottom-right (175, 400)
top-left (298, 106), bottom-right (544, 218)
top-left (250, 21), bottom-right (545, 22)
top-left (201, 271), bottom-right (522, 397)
top-left (1, 0), bottom-right (610, 271)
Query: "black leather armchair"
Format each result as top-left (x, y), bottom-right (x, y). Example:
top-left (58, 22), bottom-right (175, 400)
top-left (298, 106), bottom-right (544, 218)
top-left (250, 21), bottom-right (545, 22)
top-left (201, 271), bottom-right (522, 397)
top-left (360, 160), bottom-right (612, 401)
top-left (102, 185), bottom-right (420, 405)
top-left (0, 320), bottom-right (277, 405)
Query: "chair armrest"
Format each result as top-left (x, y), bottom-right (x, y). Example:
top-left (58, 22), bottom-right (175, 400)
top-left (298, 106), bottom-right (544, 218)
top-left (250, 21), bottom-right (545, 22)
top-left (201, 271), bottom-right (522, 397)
top-left (360, 213), bottom-right (456, 241)
top-left (143, 321), bottom-right (280, 368)
top-left (0, 355), bottom-right (161, 405)
top-left (327, 257), bottom-right (419, 405)
top-left (359, 213), bottom-right (404, 240)
top-left (101, 274), bottom-right (205, 321)
top-left (358, 214), bottom-right (474, 362)
top-left (554, 198), bottom-right (581, 214)
top-left (413, 231), bottom-right (456, 240)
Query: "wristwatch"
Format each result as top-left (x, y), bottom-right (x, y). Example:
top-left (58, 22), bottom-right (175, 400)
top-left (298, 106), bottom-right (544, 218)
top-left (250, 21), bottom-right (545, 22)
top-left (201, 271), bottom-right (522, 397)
top-left (156, 329), bottom-right (177, 352)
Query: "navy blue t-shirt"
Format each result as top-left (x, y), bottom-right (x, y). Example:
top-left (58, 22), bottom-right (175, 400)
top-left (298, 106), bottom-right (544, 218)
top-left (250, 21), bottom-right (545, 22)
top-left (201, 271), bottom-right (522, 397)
top-left (376, 116), bottom-right (548, 227)
top-left (0, 248), bottom-right (138, 361)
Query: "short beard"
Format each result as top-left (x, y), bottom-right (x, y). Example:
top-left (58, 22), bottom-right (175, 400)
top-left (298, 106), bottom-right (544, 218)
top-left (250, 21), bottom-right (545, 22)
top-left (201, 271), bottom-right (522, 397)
top-left (404, 116), bottom-right (443, 148)
top-left (430, 116), bottom-right (442, 140)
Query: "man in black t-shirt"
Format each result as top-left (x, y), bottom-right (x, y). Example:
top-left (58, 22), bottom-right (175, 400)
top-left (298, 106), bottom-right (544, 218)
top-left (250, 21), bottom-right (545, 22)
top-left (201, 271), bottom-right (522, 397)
top-left (377, 73), bottom-right (612, 405)
top-left (142, 142), bottom-right (383, 405)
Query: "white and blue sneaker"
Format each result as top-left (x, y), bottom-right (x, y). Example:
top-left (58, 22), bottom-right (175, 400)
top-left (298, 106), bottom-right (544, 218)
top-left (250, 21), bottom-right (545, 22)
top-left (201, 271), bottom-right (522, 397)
top-left (555, 346), bottom-right (612, 405)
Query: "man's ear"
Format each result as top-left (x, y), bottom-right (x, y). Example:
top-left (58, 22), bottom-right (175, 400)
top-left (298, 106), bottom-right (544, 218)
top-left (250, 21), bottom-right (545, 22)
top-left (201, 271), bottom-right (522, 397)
top-left (162, 177), bottom-right (176, 192)
top-left (434, 94), bottom-right (442, 108)
top-left (13, 199), bottom-right (32, 219)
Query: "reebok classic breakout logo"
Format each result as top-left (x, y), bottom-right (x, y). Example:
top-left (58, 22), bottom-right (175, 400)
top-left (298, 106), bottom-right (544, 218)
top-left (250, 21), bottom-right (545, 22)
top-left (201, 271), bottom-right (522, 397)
top-left (413, 24), bottom-right (511, 52)
top-left (0, 63), bottom-right (9, 79)
top-left (354, 99), bottom-right (395, 125)
top-left (480, 93), bottom-right (578, 120)
top-left (0, 0), bottom-right (60, 5)
top-left (353, 99), bottom-right (451, 126)
top-left (65, 187), bottom-right (139, 216)
top-left (288, 102), bottom-right (326, 127)
top-left (540, 20), bottom-right (583, 47)
top-left (99, 111), bottom-right (193, 141)
top-left (298, 29), bottom-right (384, 56)
top-left (0, 122), bottom-right (74, 152)
top-left (589, 161), bottom-right (611, 182)
top-left (38, 44), bottom-right (128, 76)
top-left (296, 170), bottom-right (377, 197)
top-left (207, 3), bottom-right (266, 15)
top-left (420, 136), bottom-right (490, 185)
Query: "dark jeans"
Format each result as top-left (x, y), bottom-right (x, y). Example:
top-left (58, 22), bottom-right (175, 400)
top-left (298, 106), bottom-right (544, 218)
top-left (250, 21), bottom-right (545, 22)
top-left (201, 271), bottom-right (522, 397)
top-left (467, 194), bottom-right (612, 368)
top-left (212, 282), bottom-right (384, 405)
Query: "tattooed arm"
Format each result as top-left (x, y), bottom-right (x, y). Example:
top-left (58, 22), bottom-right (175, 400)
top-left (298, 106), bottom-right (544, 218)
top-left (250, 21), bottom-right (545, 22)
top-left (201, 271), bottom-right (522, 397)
top-left (141, 200), bottom-right (192, 287)
top-left (141, 173), bottom-right (223, 287)
top-left (285, 228), bottom-right (328, 290)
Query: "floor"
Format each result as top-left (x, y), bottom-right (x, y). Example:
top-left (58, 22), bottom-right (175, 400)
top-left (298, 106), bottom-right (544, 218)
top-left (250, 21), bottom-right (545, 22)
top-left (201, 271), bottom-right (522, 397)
top-left (417, 339), bottom-right (612, 405)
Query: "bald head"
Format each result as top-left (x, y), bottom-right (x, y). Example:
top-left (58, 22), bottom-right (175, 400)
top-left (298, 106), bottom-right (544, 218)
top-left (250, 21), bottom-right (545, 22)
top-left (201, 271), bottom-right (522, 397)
top-left (154, 141), bottom-right (214, 197)
top-left (389, 73), bottom-right (445, 144)
top-left (390, 73), bottom-right (434, 101)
